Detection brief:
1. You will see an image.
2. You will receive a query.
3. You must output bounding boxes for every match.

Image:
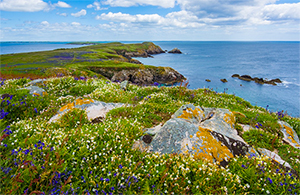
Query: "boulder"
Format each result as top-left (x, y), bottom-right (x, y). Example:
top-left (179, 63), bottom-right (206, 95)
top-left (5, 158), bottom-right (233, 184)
top-left (133, 104), bottom-right (258, 165)
top-left (49, 98), bottom-right (127, 123)
top-left (278, 121), bottom-right (300, 149)
top-left (168, 48), bottom-right (182, 54)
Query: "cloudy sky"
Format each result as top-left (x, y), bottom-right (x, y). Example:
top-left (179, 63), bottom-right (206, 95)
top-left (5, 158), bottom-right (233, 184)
top-left (0, 0), bottom-right (299, 41)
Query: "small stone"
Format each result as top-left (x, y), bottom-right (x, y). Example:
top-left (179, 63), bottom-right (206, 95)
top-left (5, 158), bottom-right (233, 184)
top-left (120, 80), bottom-right (129, 90)
top-left (205, 79), bottom-right (211, 82)
top-left (142, 134), bottom-right (153, 144)
top-left (220, 79), bottom-right (228, 83)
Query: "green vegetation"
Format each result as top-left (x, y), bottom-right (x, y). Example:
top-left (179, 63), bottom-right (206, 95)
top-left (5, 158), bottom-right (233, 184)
top-left (0, 76), bottom-right (299, 194)
top-left (0, 42), bottom-right (160, 79)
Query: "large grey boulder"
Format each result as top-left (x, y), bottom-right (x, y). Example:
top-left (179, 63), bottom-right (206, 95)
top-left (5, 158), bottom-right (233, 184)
top-left (133, 104), bottom-right (258, 165)
top-left (49, 98), bottom-right (127, 123)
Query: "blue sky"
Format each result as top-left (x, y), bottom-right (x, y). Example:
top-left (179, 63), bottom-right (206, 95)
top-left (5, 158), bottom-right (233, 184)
top-left (0, 0), bottom-right (299, 41)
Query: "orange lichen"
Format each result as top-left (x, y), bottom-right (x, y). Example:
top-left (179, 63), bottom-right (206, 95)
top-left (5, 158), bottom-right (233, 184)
top-left (283, 124), bottom-right (300, 147)
top-left (193, 127), bottom-right (233, 163)
top-left (177, 107), bottom-right (204, 121)
top-left (42, 91), bottom-right (48, 96)
top-left (33, 93), bottom-right (40, 96)
top-left (75, 98), bottom-right (94, 106)
top-left (223, 112), bottom-right (235, 128)
top-left (59, 102), bottom-right (75, 112)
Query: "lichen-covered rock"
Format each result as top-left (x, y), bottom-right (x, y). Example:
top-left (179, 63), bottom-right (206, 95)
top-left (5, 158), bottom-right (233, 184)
top-left (278, 121), bottom-right (300, 149)
top-left (20, 86), bottom-right (47, 96)
top-left (49, 98), bottom-right (127, 123)
top-left (133, 104), bottom-right (258, 165)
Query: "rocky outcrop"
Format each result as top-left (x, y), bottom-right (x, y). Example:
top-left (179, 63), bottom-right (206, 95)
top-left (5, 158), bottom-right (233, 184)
top-left (89, 66), bottom-right (185, 85)
top-left (232, 74), bottom-right (282, 85)
top-left (133, 104), bottom-right (294, 170)
top-left (168, 48), bottom-right (182, 54)
top-left (117, 42), bottom-right (165, 60)
top-left (133, 104), bottom-right (258, 166)
top-left (49, 98), bottom-right (128, 123)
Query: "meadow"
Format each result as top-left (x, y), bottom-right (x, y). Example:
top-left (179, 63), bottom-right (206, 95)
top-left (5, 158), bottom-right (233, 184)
top-left (0, 75), bottom-right (299, 194)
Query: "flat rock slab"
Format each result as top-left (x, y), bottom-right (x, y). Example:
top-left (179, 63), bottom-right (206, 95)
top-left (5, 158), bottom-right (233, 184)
top-left (26, 79), bottom-right (46, 86)
top-left (279, 121), bottom-right (300, 149)
top-left (133, 104), bottom-right (258, 165)
top-left (49, 98), bottom-right (127, 123)
top-left (19, 86), bottom-right (47, 97)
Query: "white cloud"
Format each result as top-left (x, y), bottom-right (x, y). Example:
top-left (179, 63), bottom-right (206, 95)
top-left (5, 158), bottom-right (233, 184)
top-left (87, 1), bottom-right (102, 10)
top-left (96, 12), bottom-right (162, 23)
top-left (0, 0), bottom-right (49, 12)
top-left (54, 1), bottom-right (71, 8)
top-left (262, 3), bottom-right (300, 20)
top-left (41, 21), bottom-right (49, 25)
top-left (71, 9), bottom-right (87, 17)
top-left (71, 22), bottom-right (81, 26)
top-left (102, 0), bottom-right (176, 8)
top-left (96, 11), bottom-right (205, 28)
top-left (58, 12), bottom-right (67, 16)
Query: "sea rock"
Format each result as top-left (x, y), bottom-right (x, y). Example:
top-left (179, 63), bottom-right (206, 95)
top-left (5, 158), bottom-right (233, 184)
top-left (220, 79), bottom-right (228, 83)
top-left (232, 74), bottom-right (282, 85)
top-left (239, 75), bottom-right (252, 81)
top-left (49, 98), bottom-right (127, 123)
top-left (205, 79), bottom-right (211, 82)
top-left (168, 48), bottom-right (182, 54)
top-left (278, 121), bottom-right (300, 149)
top-left (133, 104), bottom-right (258, 165)
top-left (20, 86), bottom-right (47, 97)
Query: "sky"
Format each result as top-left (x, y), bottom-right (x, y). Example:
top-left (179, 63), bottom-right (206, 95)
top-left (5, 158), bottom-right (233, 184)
top-left (0, 0), bottom-right (299, 41)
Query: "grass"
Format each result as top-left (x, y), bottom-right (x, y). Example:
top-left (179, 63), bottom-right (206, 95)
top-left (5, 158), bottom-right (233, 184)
top-left (0, 42), bottom-right (162, 78)
top-left (0, 76), bottom-right (299, 194)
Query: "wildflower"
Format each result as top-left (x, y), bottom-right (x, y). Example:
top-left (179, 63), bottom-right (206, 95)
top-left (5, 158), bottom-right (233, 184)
top-left (111, 187), bottom-right (115, 191)
top-left (267, 177), bottom-right (273, 184)
top-left (105, 178), bottom-right (110, 182)
top-left (119, 164), bottom-right (123, 169)
top-left (266, 190), bottom-right (270, 194)
top-left (34, 108), bottom-right (38, 113)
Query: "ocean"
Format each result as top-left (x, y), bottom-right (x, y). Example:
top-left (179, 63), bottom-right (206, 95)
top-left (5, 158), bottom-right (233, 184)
top-left (1, 41), bottom-right (299, 117)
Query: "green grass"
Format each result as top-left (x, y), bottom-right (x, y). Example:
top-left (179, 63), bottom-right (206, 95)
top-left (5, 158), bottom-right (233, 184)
top-left (0, 76), bottom-right (299, 194)
top-left (0, 42), bottom-right (162, 78)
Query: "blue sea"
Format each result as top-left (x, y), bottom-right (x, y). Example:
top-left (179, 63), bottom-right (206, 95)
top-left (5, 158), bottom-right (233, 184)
top-left (1, 41), bottom-right (299, 117)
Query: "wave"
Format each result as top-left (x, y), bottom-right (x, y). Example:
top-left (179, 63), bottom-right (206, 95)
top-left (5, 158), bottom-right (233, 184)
top-left (278, 80), bottom-right (300, 87)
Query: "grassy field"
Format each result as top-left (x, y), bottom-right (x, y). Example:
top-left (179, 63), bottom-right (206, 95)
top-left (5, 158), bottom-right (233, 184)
top-left (0, 76), bottom-right (299, 194)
